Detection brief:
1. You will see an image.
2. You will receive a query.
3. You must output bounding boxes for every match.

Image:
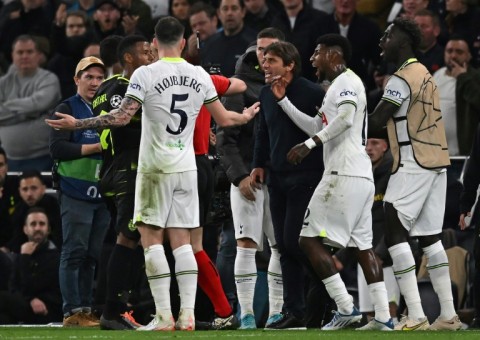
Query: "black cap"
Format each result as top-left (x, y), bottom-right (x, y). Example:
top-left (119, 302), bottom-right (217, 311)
top-left (95, 0), bottom-right (119, 10)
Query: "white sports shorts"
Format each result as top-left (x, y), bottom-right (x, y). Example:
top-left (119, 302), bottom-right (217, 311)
top-left (134, 171), bottom-right (199, 228)
top-left (230, 183), bottom-right (276, 251)
top-left (300, 174), bottom-right (374, 251)
top-left (384, 171), bottom-right (446, 236)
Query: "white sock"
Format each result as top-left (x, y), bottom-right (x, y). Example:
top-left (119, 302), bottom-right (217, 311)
top-left (267, 247), bottom-right (283, 316)
top-left (322, 273), bottom-right (353, 315)
top-left (423, 241), bottom-right (456, 320)
top-left (389, 242), bottom-right (425, 319)
top-left (368, 282), bottom-right (391, 323)
top-left (235, 247), bottom-right (257, 317)
top-left (144, 244), bottom-right (172, 315)
top-left (173, 244), bottom-right (198, 310)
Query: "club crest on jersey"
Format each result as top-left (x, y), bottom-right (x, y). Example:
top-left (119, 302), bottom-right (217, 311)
top-left (110, 95), bottom-right (123, 108)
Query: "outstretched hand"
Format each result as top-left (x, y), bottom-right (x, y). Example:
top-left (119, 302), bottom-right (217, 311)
top-left (45, 112), bottom-right (76, 130)
top-left (243, 101), bottom-right (260, 121)
top-left (287, 142), bottom-right (311, 165)
top-left (271, 75), bottom-right (288, 100)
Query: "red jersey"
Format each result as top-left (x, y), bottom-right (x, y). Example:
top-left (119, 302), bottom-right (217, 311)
top-left (194, 75), bottom-right (231, 155)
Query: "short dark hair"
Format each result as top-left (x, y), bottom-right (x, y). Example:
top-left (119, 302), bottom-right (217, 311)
top-left (117, 35), bottom-right (148, 66)
top-left (188, 1), bottom-right (216, 18)
top-left (257, 27), bottom-right (285, 41)
top-left (393, 17), bottom-right (422, 52)
top-left (24, 206), bottom-right (49, 226)
top-left (100, 35), bottom-right (123, 68)
top-left (316, 33), bottom-right (352, 63)
top-left (155, 16), bottom-right (184, 46)
top-left (66, 10), bottom-right (88, 24)
top-left (19, 169), bottom-right (45, 185)
top-left (12, 34), bottom-right (39, 51)
top-left (263, 41), bottom-right (302, 78)
top-left (414, 9), bottom-right (440, 27)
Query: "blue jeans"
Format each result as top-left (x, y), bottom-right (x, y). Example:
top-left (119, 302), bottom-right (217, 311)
top-left (59, 194), bottom-right (110, 314)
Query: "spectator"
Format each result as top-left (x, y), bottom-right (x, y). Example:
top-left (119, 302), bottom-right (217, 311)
top-left (216, 27), bottom-right (285, 329)
top-left (433, 36), bottom-right (480, 156)
top-left (0, 147), bottom-right (20, 249)
top-left (387, 0), bottom-right (428, 23)
top-left (0, 35), bottom-right (61, 172)
top-left (243, 0), bottom-right (280, 33)
top-left (0, 207), bottom-right (63, 325)
top-left (92, 0), bottom-right (139, 42)
top-left (169, 0), bottom-right (193, 39)
top-left (414, 9), bottom-right (444, 74)
top-left (318, 0), bottom-right (382, 91)
top-left (185, 2), bottom-right (219, 65)
top-left (201, 0), bottom-right (257, 77)
top-left (49, 56), bottom-right (110, 327)
top-left (84, 42), bottom-right (101, 57)
top-left (48, 9), bottom-right (94, 99)
top-left (115, 0), bottom-right (154, 39)
top-left (271, 0), bottom-right (326, 81)
top-left (4, 170), bottom-right (62, 254)
top-left (0, 0), bottom-right (53, 66)
top-left (67, 0), bottom-right (96, 17)
top-left (251, 41), bottom-right (325, 329)
top-left (444, 0), bottom-right (480, 63)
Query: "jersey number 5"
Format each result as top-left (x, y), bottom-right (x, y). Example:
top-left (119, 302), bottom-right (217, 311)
top-left (167, 94), bottom-right (189, 135)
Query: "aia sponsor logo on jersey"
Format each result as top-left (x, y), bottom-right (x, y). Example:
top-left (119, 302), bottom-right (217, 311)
top-left (129, 83), bottom-right (141, 90)
top-left (340, 89), bottom-right (357, 97)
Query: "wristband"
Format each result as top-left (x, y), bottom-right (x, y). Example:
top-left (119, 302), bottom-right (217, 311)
top-left (304, 138), bottom-right (316, 149)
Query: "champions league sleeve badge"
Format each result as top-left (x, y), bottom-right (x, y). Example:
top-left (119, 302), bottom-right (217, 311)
top-left (110, 94), bottom-right (123, 108)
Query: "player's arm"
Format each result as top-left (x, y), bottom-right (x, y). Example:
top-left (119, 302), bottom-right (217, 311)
top-left (224, 78), bottom-right (246, 96)
top-left (277, 97), bottom-right (323, 136)
top-left (368, 99), bottom-right (398, 137)
top-left (45, 97), bottom-right (140, 130)
top-left (206, 99), bottom-right (259, 127)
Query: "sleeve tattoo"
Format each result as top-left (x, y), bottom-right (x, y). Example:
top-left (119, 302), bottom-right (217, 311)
top-left (74, 97), bottom-right (141, 129)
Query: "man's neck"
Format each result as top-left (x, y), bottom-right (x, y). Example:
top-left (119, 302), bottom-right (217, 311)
top-left (419, 41), bottom-right (436, 54)
top-left (17, 68), bottom-right (37, 77)
top-left (327, 64), bottom-right (346, 82)
top-left (158, 47), bottom-right (182, 59)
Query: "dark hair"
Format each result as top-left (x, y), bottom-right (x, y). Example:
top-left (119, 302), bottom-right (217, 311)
top-left (263, 41), bottom-right (302, 78)
top-left (257, 27), bottom-right (285, 41)
top-left (188, 1), bottom-right (216, 18)
top-left (219, 0), bottom-right (244, 9)
top-left (24, 206), bottom-right (49, 225)
top-left (393, 17), bottom-right (422, 52)
top-left (315, 33), bottom-right (352, 63)
top-left (12, 34), bottom-right (39, 51)
top-left (117, 35), bottom-right (148, 66)
top-left (100, 35), bottom-right (123, 68)
top-left (19, 169), bottom-right (45, 185)
top-left (0, 147), bottom-right (6, 162)
top-left (155, 16), bottom-right (185, 46)
top-left (414, 9), bottom-right (440, 27)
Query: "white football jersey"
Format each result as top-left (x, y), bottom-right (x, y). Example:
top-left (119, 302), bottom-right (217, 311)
top-left (382, 75), bottom-right (434, 173)
top-left (126, 58), bottom-right (218, 173)
top-left (318, 69), bottom-right (372, 180)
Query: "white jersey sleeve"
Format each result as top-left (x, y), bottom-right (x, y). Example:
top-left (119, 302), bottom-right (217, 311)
top-left (277, 96), bottom-right (323, 136)
top-left (125, 65), bottom-right (150, 104)
top-left (381, 75), bottom-right (409, 107)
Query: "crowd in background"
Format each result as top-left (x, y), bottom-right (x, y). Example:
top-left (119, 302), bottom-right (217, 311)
top-left (1, 0), bottom-right (480, 330)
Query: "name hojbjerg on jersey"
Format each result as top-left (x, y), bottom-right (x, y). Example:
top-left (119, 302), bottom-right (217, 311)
top-left (149, 75), bottom-right (203, 95)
